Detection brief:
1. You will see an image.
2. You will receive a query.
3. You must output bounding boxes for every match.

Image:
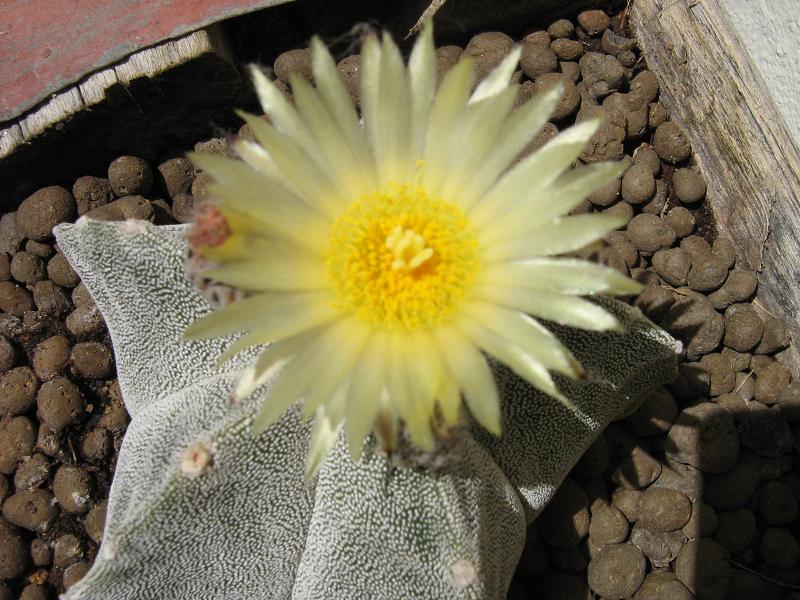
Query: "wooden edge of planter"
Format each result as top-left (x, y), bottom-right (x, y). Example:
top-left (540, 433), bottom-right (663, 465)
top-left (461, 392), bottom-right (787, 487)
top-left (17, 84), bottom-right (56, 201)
top-left (0, 25), bottom-right (251, 209)
top-left (631, 0), bottom-right (800, 377)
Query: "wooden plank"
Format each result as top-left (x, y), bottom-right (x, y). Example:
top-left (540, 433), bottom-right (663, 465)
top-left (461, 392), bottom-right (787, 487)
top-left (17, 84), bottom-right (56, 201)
top-left (0, 0), bottom-right (295, 122)
top-left (0, 26), bottom-right (252, 209)
top-left (630, 0), bottom-right (800, 375)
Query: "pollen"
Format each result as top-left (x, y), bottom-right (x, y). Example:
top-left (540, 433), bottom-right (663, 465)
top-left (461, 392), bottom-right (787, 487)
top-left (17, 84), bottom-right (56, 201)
top-left (326, 184), bottom-right (480, 331)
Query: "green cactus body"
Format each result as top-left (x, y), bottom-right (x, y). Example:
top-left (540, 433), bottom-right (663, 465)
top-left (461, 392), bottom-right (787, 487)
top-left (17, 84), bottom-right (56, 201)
top-left (55, 219), bottom-right (676, 599)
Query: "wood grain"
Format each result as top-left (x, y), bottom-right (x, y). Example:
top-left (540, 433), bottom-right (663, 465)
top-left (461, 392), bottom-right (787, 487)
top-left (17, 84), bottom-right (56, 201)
top-left (630, 0), bottom-right (800, 375)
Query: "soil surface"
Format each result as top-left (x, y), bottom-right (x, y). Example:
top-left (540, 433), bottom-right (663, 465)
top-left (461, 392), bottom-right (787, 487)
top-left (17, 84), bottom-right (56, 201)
top-left (0, 6), bottom-right (798, 600)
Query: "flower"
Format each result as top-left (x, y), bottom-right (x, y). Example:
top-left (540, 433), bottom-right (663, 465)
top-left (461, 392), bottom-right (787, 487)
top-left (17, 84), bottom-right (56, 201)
top-left (184, 24), bottom-right (642, 476)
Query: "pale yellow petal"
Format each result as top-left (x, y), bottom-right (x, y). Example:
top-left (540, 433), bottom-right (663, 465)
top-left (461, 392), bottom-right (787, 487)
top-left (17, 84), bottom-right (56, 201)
top-left (479, 258), bottom-right (644, 296)
top-left (202, 257), bottom-right (326, 292)
top-left (386, 334), bottom-right (434, 450)
top-left (461, 301), bottom-right (582, 377)
top-left (248, 65), bottom-right (331, 172)
top-left (436, 374), bottom-right (462, 427)
top-left (232, 139), bottom-right (303, 197)
top-left (345, 333), bottom-right (388, 459)
top-left (217, 322), bottom-right (323, 368)
top-left (305, 402), bottom-right (344, 479)
top-left (301, 319), bottom-right (370, 418)
top-left (309, 36), bottom-right (376, 183)
top-left (483, 214), bottom-right (627, 263)
top-left (455, 84), bottom-right (563, 210)
top-left (189, 152), bottom-right (330, 252)
top-left (236, 112), bottom-right (347, 220)
top-left (407, 19), bottom-right (436, 160)
top-left (433, 326), bottom-right (501, 435)
top-left (421, 58), bottom-right (474, 193)
top-left (438, 85), bottom-right (518, 204)
top-left (474, 286), bottom-right (622, 332)
top-left (183, 291), bottom-right (338, 342)
top-left (470, 45), bottom-right (521, 103)
top-left (290, 74), bottom-right (372, 200)
top-left (360, 33), bottom-right (381, 153)
top-left (470, 119), bottom-right (601, 227)
top-left (251, 353), bottom-right (310, 434)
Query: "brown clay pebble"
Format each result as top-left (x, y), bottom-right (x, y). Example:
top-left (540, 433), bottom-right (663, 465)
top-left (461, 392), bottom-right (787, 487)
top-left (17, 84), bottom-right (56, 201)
top-left (629, 71), bottom-right (660, 106)
top-left (723, 304), bottom-right (764, 352)
top-left (628, 387), bottom-right (677, 435)
top-left (32, 335), bottom-right (70, 380)
top-left (577, 9), bottom-right (610, 35)
top-left (66, 305), bottom-right (105, 338)
top-left (520, 40), bottom-right (558, 80)
top-left (0, 416), bottom-right (35, 474)
top-left (551, 38), bottom-right (583, 61)
top-left (30, 537), bottom-right (51, 566)
top-left (46, 252), bottom-right (79, 288)
top-left (579, 52), bottom-right (624, 92)
top-left (16, 186), bottom-right (76, 241)
top-left (759, 480), bottom-right (799, 524)
top-left (336, 54), bottom-right (361, 101)
top-left (98, 382), bottom-right (128, 432)
top-left (653, 122), bottom-right (691, 163)
top-left (601, 29), bottom-right (636, 58)
top-left (71, 341), bottom-right (113, 379)
top-left (587, 543), bottom-right (646, 599)
top-left (559, 61), bottom-right (580, 83)
top-left (708, 269), bottom-right (758, 309)
top-left (0, 337), bottom-right (13, 372)
top-left (25, 238), bottom-right (52, 257)
top-left (712, 507), bottom-right (755, 553)
top-left (755, 316), bottom-right (791, 354)
top-left (532, 73), bottom-right (579, 121)
top-left (698, 353), bottom-right (736, 397)
top-left (82, 427), bottom-right (110, 463)
top-left (14, 453), bottom-right (50, 491)
top-left (0, 518), bottom-right (28, 579)
top-left (193, 137), bottom-right (231, 157)
top-left (538, 477), bottom-right (590, 548)
top-left (738, 411), bottom-right (792, 457)
top-left (611, 449), bottom-right (662, 489)
top-left (639, 487), bottom-right (692, 531)
top-left (621, 163), bottom-right (655, 205)
top-left (666, 403), bottom-right (740, 473)
top-left (632, 145), bottom-right (661, 176)
top-left (37, 376), bottom-right (85, 431)
top-left (588, 177), bottom-right (620, 207)
top-left (0, 281), bottom-right (34, 316)
top-left (675, 538), bottom-right (730, 599)
top-left (32, 281), bottom-right (69, 317)
top-left (0, 213), bottom-right (25, 255)
top-left (63, 561), bottom-right (91, 590)
top-left (0, 366), bottom-right (38, 416)
top-left (635, 286), bottom-right (674, 322)
top-left (84, 499), bottom-right (107, 544)
top-left (588, 504), bottom-right (628, 544)
top-left (629, 525), bottom-right (684, 566)
top-left (108, 156), bottom-right (154, 197)
top-left (634, 571), bottom-right (692, 600)
top-left (687, 256), bottom-right (729, 292)
top-left (53, 465), bottom-right (92, 513)
top-left (578, 106), bottom-right (626, 162)
top-left (157, 157), bottom-right (194, 199)
top-left (2, 489), bottom-right (59, 531)
top-left (10, 251), bottom-right (45, 283)
top-left (73, 175), bottom-right (114, 215)
top-left (274, 48), bottom-right (312, 83)
top-left (672, 168), bottom-right (707, 204)
top-left (761, 527), bottom-right (799, 570)
top-left (84, 195), bottom-right (154, 222)
top-left (54, 533), bottom-right (83, 568)
top-left (19, 585), bottom-right (49, 600)
top-left (573, 435), bottom-right (609, 479)
top-left (0, 254), bottom-right (8, 281)
top-left (652, 248), bottom-right (690, 287)
top-left (626, 214), bottom-right (676, 253)
top-left (71, 282), bottom-right (94, 308)
top-left (612, 488), bottom-right (642, 523)
top-left (172, 192), bottom-right (196, 224)
top-left (683, 500), bottom-right (718, 538)
top-left (464, 32), bottom-right (515, 82)
top-left (522, 30), bottom-right (551, 47)
top-left (547, 19), bottom-right (574, 39)
top-left (665, 207), bottom-right (695, 237)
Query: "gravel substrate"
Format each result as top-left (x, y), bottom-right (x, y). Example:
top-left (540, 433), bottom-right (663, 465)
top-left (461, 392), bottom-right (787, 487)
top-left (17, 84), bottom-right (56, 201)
top-left (0, 7), bottom-right (797, 600)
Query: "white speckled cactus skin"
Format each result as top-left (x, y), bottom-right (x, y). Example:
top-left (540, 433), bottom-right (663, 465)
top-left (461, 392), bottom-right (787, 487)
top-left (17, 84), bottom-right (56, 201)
top-left (54, 219), bottom-right (677, 600)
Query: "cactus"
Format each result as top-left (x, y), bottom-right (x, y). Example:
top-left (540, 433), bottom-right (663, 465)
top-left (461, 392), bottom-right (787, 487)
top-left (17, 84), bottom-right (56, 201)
top-left (55, 219), bottom-right (676, 599)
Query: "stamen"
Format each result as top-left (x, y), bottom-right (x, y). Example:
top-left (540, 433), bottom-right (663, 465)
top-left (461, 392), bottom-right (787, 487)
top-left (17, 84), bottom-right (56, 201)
top-left (386, 226), bottom-right (434, 271)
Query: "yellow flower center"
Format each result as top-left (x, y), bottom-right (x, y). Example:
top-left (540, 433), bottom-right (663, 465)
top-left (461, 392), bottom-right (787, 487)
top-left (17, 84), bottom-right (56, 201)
top-left (325, 184), bottom-right (480, 331)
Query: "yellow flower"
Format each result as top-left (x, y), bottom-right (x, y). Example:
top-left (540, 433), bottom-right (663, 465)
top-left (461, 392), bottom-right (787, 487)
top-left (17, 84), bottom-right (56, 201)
top-left (185, 24), bottom-right (642, 476)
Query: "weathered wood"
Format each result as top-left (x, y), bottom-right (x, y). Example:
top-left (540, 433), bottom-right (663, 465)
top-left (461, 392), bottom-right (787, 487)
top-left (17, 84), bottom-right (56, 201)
top-left (631, 0), bottom-right (800, 375)
top-left (0, 0), bottom-right (294, 122)
top-left (0, 26), bottom-right (252, 209)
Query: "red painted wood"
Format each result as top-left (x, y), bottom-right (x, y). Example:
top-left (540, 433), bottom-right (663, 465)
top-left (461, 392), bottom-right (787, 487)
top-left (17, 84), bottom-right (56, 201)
top-left (0, 0), bottom-right (293, 122)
